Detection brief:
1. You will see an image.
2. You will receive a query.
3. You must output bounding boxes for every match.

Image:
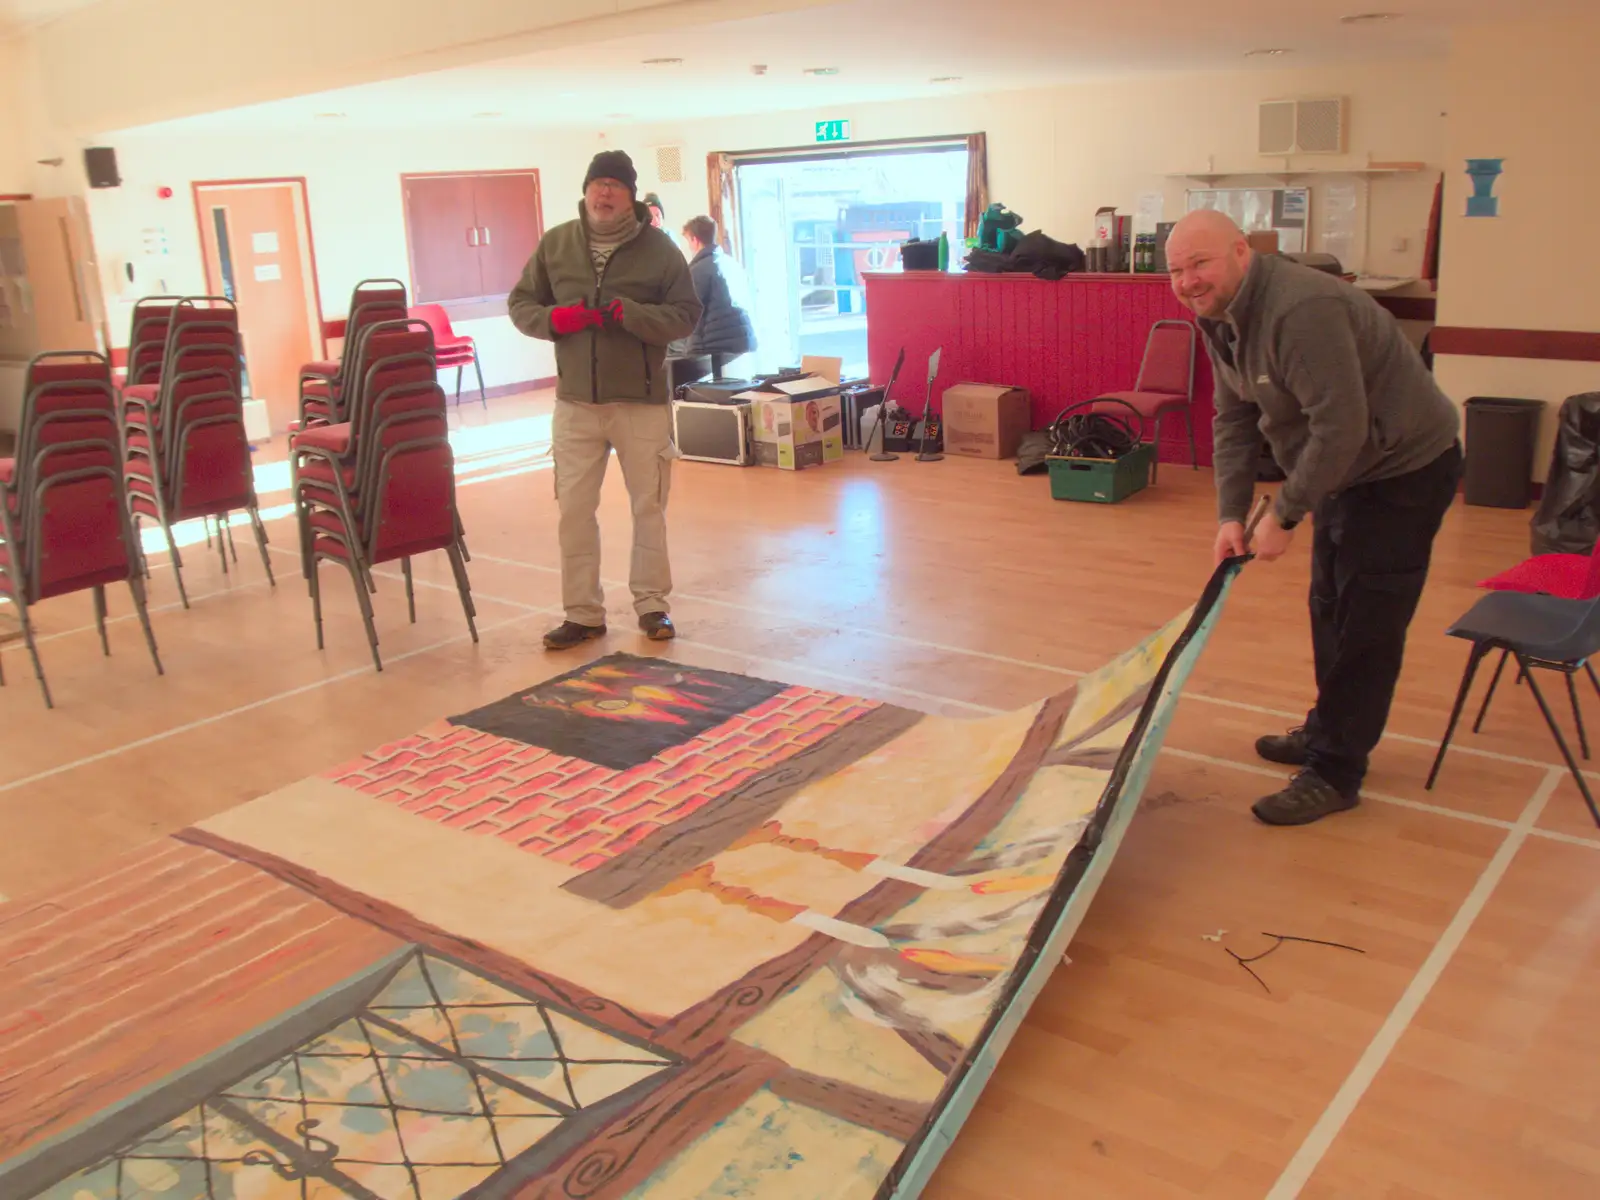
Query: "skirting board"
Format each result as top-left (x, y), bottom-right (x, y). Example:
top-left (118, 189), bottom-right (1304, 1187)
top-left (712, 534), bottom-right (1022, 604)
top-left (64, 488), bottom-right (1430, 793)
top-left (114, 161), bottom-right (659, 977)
top-left (448, 376), bottom-right (555, 402)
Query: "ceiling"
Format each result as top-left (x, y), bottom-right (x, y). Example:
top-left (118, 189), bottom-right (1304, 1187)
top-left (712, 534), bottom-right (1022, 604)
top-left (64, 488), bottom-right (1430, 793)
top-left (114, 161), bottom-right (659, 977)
top-left (0, 0), bottom-right (100, 33)
top-left (116, 0), bottom-right (1589, 134)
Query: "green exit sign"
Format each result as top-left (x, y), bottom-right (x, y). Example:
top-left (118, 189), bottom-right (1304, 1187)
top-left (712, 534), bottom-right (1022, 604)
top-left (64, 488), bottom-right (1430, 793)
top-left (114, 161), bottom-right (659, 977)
top-left (815, 119), bottom-right (852, 143)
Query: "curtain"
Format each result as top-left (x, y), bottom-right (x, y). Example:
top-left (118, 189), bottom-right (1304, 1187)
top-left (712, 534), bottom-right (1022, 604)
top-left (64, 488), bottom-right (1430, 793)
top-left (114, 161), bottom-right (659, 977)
top-left (1422, 172), bottom-right (1443, 291)
top-left (964, 133), bottom-right (990, 242)
top-left (706, 152), bottom-right (738, 257)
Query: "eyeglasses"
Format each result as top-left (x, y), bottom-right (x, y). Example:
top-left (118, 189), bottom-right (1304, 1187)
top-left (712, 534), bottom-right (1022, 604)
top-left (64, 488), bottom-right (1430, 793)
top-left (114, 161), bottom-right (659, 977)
top-left (587, 179), bottom-right (630, 194)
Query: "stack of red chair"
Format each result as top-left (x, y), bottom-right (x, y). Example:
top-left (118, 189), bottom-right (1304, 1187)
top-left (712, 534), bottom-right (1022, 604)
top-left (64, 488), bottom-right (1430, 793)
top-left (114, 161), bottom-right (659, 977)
top-left (410, 303), bottom-right (487, 410)
top-left (290, 317), bottom-right (476, 671)
top-left (297, 278), bottom-right (410, 432)
top-left (124, 296), bottom-right (183, 386)
top-left (0, 352), bottom-right (163, 708)
top-left (119, 296), bottom-right (275, 608)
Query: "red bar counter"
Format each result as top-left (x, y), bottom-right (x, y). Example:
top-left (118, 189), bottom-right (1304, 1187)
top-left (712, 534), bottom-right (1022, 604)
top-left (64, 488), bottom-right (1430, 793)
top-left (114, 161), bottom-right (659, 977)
top-left (863, 271), bottom-right (1216, 468)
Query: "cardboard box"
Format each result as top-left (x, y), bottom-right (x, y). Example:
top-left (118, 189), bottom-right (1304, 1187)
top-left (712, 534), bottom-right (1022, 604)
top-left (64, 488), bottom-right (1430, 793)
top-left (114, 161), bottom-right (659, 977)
top-left (941, 383), bottom-right (1031, 459)
top-left (746, 389), bottom-right (844, 470)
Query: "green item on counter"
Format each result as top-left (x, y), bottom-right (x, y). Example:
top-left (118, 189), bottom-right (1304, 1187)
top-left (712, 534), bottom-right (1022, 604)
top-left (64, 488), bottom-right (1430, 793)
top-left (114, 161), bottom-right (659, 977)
top-left (937, 231), bottom-right (949, 270)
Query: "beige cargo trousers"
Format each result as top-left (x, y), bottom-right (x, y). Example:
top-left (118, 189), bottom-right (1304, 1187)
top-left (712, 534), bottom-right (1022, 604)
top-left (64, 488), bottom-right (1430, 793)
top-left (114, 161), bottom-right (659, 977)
top-left (552, 398), bottom-right (677, 627)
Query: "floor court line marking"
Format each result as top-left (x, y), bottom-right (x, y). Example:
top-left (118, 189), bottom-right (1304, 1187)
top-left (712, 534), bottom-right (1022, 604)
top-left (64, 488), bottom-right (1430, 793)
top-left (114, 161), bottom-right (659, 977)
top-left (336, 575), bottom-right (1600, 841)
top-left (0, 612), bottom-right (542, 797)
top-left (1158, 747), bottom-right (1521, 831)
top-left (342, 554), bottom-right (1003, 717)
top-left (12, 553), bottom-right (1597, 850)
top-left (469, 551), bottom-right (1089, 683)
top-left (0, 579), bottom-right (273, 653)
top-left (1264, 766), bottom-right (1564, 1199)
top-left (468, 550), bottom-right (1598, 782)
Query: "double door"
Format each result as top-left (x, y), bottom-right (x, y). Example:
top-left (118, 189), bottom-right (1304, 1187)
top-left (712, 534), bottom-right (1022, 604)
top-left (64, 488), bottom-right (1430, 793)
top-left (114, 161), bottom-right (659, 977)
top-left (402, 171), bottom-right (543, 305)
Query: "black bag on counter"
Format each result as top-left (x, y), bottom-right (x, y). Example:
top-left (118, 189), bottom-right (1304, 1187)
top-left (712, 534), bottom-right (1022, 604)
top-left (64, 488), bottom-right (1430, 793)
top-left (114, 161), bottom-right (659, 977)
top-left (963, 234), bottom-right (1085, 280)
top-left (1532, 392), bottom-right (1600, 556)
top-left (1009, 231), bottom-right (1085, 280)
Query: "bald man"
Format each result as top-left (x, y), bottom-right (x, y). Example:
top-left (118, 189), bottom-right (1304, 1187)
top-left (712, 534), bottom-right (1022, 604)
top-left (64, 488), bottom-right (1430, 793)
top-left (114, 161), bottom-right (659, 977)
top-left (1166, 210), bottom-right (1461, 826)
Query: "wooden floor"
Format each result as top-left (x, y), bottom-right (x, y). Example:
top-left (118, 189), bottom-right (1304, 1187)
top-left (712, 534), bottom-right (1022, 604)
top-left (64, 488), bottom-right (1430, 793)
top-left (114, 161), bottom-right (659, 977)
top-left (3, 391), bottom-right (1597, 1197)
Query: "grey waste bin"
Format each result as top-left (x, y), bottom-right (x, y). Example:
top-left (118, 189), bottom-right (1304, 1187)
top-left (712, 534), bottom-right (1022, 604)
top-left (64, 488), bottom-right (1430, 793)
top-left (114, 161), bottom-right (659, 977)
top-left (1464, 396), bottom-right (1544, 508)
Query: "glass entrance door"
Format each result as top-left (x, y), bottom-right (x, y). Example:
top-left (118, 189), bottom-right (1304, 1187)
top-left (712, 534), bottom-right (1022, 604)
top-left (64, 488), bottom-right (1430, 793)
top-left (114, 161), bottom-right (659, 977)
top-left (734, 144), bottom-right (969, 378)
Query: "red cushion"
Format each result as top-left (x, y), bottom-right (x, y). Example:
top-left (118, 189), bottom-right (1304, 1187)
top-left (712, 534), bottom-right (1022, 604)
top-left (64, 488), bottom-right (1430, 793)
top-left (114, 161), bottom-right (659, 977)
top-left (297, 459), bottom-right (358, 488)
top-left (0, 458), bottom-right (12, 485)
top-left (300, 361), bottom-right (339, 377)
top-left (292, 423), bottom-right (352, 453)
top-left (122, 383), bottom-right (159, 402)
top-left (1479, 554), bottom-right (1598, 600)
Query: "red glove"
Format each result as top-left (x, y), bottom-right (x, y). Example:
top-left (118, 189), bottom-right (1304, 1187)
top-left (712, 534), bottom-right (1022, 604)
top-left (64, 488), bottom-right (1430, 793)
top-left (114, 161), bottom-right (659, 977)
top-left (550, 301), bottom-right (601, 336)
top-left (601, 298), bottom-right (626, 326)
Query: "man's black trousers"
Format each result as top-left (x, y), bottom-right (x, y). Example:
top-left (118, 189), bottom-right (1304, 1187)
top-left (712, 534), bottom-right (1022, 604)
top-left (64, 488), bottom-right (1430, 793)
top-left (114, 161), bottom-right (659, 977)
top-left (1304, 442), bottom-right (1464, 795)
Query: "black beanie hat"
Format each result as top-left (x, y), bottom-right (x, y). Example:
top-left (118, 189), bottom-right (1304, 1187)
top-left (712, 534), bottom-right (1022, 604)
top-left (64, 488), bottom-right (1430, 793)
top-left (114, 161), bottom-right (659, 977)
top-left (584, 150), bottom-right (637, 195)
top-left (643, 191), bottom-right (664, 216)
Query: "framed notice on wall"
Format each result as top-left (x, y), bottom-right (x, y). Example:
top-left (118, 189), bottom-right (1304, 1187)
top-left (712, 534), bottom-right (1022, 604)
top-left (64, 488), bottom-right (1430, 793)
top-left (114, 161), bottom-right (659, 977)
top-left (1185, 186), bottom-right (1310, 253)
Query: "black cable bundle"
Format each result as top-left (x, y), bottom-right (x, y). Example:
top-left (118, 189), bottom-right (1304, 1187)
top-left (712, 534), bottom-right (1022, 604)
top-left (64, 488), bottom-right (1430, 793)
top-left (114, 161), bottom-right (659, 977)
top-left (1046, 399), bottom-right (1144, 460)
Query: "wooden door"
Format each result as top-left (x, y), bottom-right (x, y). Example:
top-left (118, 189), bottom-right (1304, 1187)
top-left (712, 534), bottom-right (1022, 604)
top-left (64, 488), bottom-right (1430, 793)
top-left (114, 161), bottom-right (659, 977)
top-left (196, 182), bottom-right (319, 434)
top-left (403, 175), bottom-right (482, 304)
top-left (11, 197), bottom-right (103, 356)
top-left (471, 173), bottom-right (542, 298)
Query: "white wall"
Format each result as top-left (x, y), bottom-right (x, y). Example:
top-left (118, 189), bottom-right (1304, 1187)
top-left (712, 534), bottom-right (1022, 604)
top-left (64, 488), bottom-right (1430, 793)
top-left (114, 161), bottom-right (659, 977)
top-left (86, 126), bottom-right (610, 387)
top-left (0, 37), bottom-right (28, 195)
top-left (82, 57), bottom-right (1446, 391)
top-left (1434, 15), bottom-right (1600, 479)
top-left (619, 59), bottom-right (1447, 278)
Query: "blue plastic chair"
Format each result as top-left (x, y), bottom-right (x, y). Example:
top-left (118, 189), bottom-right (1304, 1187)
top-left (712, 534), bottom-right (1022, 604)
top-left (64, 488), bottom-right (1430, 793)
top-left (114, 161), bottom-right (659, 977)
top-left (1426, 591), bottom-right (1600, 825)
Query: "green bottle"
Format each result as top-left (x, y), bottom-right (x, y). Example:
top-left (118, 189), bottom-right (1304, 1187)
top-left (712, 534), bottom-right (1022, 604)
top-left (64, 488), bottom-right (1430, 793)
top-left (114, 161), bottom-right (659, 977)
top-left (937, 231), bottom-right (949, 271)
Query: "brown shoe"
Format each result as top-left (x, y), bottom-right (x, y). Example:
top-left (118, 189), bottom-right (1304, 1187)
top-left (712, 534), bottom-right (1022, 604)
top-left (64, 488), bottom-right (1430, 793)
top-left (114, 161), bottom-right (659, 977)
top-left (1251, 771), bottom-right (1359, 826)
top-left (1255, 726), bottom-right (1310, 766)
top-left (543, 621), bottom-right (606, 651)
top-left (639, 612), bottom-right (675, 641)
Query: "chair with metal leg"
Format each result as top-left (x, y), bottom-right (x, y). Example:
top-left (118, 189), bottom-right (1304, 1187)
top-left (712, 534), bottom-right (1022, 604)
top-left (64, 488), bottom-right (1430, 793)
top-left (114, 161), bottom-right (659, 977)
top-left (409, 303), bottom-right (486, 410)
top-left (1425, 591), bottom-right (1600, 826)
top-left (1088, 318), bottom-right (1197, 483)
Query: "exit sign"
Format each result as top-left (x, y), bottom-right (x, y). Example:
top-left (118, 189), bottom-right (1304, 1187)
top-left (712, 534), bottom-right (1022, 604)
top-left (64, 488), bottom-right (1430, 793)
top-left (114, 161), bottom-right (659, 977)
top-left (815, 119), bottom-right (852, 143)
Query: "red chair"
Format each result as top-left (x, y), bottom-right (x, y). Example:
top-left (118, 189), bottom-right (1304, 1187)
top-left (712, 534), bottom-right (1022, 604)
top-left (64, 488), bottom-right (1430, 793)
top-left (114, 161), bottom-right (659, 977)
top-left (292, 325), bottom-right (476, 670)
top-left (1468, 539), bottom-right (1600, 749)
top-left (410, 303), bottom-right (486, 409)
top-left (1090, 319), bottom-right (1197, 482)
top-left (298, 279), bottom-right (409, 431)
top-left (1, 352), bottom-right (162, 708)
top-left (124, 296), bottom-right (183, 387)
top-left (120, 297), bottom-right (273, 607)
top-left (1480, 542), bottom-right (1600, 602)
top-left (293, 330), bottom-right (436, 579)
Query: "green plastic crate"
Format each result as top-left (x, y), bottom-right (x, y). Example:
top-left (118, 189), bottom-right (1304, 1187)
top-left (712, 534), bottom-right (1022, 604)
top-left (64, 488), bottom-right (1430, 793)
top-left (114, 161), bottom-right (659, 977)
top-left (1046, 445), bottom-right (1153, 504)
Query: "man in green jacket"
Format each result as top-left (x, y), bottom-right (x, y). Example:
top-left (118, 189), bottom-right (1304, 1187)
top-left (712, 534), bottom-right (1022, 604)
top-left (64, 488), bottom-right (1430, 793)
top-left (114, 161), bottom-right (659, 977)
top-left (1167, 208), bottom-right (1461, 827)
top-left (509, 150), bottom-right (702, 650)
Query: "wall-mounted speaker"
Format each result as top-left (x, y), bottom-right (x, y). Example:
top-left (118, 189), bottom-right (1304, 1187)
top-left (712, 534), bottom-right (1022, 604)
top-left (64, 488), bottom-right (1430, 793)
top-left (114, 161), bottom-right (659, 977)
top-left (84, 146), bottom-right (121, 189)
